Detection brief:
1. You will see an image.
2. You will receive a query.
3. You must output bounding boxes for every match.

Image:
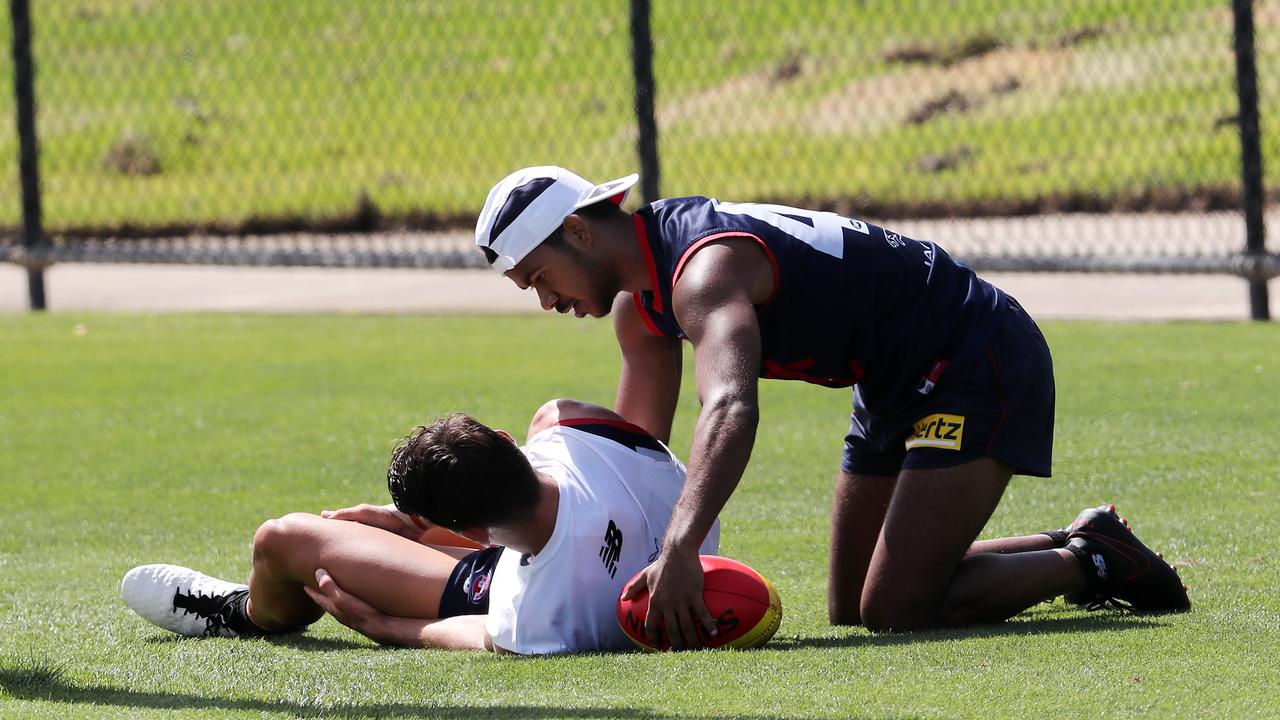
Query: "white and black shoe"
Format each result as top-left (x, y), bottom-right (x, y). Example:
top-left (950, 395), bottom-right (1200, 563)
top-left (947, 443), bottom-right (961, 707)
top-left (121, 564), bottom-right (259, 638)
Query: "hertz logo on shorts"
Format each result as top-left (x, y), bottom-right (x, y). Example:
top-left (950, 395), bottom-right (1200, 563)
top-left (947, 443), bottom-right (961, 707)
top-left (906, 413), bottom-right (965, 451)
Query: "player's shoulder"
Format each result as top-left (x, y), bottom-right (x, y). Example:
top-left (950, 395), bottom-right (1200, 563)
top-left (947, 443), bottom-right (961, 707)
top-left (644, 196), bottom-right (722, 233)
top-left (527, 399), bottom-right (624, 438)
top-left (648, 195), bottom-right (713, 212)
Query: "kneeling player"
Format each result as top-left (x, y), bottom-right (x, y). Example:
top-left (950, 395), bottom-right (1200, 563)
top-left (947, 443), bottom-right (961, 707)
top-left (121, 399), bottom-right (719, 655)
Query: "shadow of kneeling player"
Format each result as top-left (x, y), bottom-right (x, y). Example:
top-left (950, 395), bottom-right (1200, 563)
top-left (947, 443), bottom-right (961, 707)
top-left (765, 611), bottom-right (1169, 651)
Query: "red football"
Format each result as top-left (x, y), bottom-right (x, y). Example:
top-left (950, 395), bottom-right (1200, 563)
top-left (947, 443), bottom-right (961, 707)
top-left (616, 555), bottom-right (782, 651)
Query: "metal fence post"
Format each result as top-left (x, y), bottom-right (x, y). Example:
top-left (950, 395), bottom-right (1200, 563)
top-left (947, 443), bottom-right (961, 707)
top-left (10, 0), bottom-right (47, 310)
top-left (1231, 0), bottom-right (1269, 320)
top-left (630, 0), bottom-right (660, 203)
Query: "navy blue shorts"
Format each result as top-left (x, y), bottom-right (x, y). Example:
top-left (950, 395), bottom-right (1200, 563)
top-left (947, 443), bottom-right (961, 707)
top-left (436, 545), bottom-right (504, 618)
top-left (842, 298), bottom-right (1055, 477)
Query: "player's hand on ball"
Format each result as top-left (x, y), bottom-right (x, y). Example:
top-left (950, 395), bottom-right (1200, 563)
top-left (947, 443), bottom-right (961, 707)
top-left (320, 503), bottom-right (425, 541)
top-left (621, 548), bottom-right (717, 650)
top-left (617, 556), bottom-right (783, 651)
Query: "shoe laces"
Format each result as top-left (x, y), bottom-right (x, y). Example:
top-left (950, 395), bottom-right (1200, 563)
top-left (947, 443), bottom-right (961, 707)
top-left (172, 587), bottom-right (246, 637)
top-left (1081, 596), bottom-right (1135, 613)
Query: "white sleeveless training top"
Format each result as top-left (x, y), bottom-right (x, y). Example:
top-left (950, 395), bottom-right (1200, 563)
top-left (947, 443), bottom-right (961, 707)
top-left (485, 421), bottom-right (720, 655)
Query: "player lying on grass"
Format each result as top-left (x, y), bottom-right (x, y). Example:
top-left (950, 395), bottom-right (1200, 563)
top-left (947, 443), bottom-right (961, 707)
top-left (121, 398), bottom-right (719, 654)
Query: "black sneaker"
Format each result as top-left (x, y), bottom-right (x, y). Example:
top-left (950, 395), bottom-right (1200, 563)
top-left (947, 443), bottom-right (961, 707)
top-left (1058, 504), bottom-right (1117, 605)
top-left (1040, 503), bottom-right (1118, 549)
top-left (1065, 507), bottom-right (1190, 614)
top-left (121, 564), bottom-right (259, 637)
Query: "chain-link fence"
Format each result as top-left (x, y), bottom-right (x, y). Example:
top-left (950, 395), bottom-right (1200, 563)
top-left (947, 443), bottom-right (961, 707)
top-left (3, 1), bottom-right (1277, 305)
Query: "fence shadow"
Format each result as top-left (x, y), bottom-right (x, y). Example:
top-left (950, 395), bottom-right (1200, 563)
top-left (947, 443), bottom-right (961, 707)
top-left (0, 662), bottom-right (806, 720)
top-left (1, 612), bottom-right (1168, 719)
top-left (766, 612), bottom-right (1168, 651)
top-left (142, 632), bottom-right (370, 652)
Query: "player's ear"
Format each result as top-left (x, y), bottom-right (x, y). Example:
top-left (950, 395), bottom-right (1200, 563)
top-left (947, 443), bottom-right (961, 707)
top-left (562, 214), bottom-right (592, 249)
top-left (494, 429), bottom-right (517, 446)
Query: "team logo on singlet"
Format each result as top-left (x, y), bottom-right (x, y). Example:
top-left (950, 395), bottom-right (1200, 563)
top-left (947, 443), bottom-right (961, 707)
top-left (599, 520), bottom-right (623, 579)
top-left (906, 414), bottom-right (965, 451)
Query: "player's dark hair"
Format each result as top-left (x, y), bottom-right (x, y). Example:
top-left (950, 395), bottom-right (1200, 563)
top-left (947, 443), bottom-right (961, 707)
top-left (575, 199), bottom-right (626, 222)
top-left (386, 413), bottom-right (539, 530)
top-left (544, 200), bottom-right (628, 253)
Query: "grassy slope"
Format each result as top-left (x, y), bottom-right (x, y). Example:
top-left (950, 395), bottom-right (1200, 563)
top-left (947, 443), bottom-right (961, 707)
top-left (0, 314), bottom-right (1277, 719)
top-left (1, 0), bottom-right (1274, 230)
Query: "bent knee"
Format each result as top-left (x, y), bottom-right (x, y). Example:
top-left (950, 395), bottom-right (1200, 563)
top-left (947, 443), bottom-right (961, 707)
top-left (828, 605), bottom-right (863, 628)
top-left (253, 512), bottom-right (323, 558)
top-left (860, 588), bottom-right (943, 633)
top-left (860, 601), bottom-right (921, 633)
top-left (827, 584), bottom-right (866, 627)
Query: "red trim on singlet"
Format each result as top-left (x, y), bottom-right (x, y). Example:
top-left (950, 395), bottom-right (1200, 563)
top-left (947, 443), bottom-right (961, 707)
top-left (672, 232), bottom-right (780, 309)
top-left (762, 356), bottom-right (863, 387)
top-left (555, 417), bottom-right (655, 437)
top-left (632, 213), bottom-right (663, 312)
top-left (985, 346), bottom-right (1008, 453)
top-left (631, 292), bottom-right (666, 337)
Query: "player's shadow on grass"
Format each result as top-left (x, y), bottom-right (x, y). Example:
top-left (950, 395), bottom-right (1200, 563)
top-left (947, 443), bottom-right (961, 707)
top-left (768, 612), bottom-right (1169, 651)
top-left (0, 659), bottom-right (793, 720)
top-left (143, 632), bottom-right (370, 651)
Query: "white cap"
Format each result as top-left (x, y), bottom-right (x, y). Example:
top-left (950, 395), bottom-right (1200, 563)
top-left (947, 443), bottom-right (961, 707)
top-left (475, 166), bottom-right (639, 273)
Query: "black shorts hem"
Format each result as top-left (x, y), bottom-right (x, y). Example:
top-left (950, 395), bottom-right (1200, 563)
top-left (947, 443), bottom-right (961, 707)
top-left (841, 300), bottom-right (1055, 479)
top-left (437, 546), bottom-right (503, 619)
top-left (842, 449), bottom-right (1052, 478)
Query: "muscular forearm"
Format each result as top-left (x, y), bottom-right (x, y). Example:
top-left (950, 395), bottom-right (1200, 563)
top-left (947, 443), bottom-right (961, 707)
top-left (613, 293), bottom-right (683, 443)
top-left (616, 353), bottom-right (681, 443)
top-left (308, 571), bottom-right (492, 651)
top-left (367, 613), bottom-right (491, 651)
top-left (662, 394), bottom-right (758, 552)
top-left (616, 376), bottom-right (679, 443)
top-left (416, 614), bottom-right (491, 651)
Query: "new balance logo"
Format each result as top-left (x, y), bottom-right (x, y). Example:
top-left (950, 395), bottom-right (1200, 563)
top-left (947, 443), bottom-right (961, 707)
top-left (1092, 553), bottom-right (1108, 580)
top-left (599, 520), bottom-right (623, 579)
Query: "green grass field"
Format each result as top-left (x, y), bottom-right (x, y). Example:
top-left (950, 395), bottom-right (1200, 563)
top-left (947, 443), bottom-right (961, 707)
top-left (1, 313), bottom-right (1278, 719)
top-left (1, 0), bottom-right (1276, 232)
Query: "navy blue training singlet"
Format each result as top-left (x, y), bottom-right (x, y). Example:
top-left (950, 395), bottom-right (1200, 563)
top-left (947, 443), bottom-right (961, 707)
top-left (630, 197), bottom-right (1007, 413)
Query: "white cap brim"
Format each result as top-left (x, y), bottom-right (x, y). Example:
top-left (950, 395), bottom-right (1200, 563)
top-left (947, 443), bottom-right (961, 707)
top-left (476, 168), bottom-right (640, 274)
top-left (575, 173), bottom-right (639, 210)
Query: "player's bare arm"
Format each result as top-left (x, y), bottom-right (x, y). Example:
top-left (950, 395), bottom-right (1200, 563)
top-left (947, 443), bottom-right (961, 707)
top-left (627, 238), bottom-right (772, 649)
top-left (320, 503), bottom-right (482, 550)
top-left (306, 569), bottom-right (492, 651)
top-left (320, 503), bottom-right (426, 540)
top-left (612, 291), bottom-right (683, 443)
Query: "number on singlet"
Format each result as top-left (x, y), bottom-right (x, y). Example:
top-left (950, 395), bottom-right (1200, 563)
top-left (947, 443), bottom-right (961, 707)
top-left (714, 201), bottom-right (870, 260)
